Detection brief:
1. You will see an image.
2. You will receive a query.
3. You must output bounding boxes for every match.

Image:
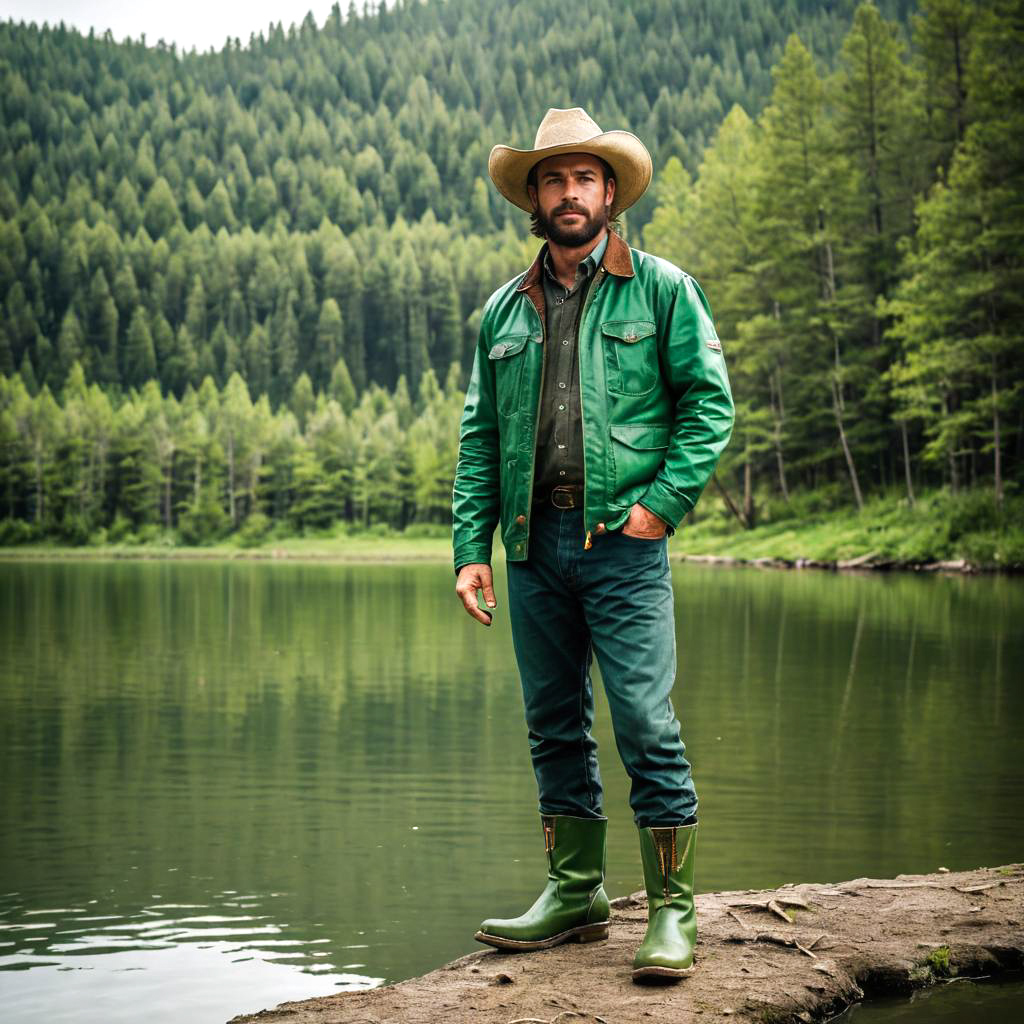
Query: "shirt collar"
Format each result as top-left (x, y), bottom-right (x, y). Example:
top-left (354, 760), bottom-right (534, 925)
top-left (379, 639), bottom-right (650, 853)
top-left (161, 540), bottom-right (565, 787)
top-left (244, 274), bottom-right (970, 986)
top-left (542, 230), bottom-right (609, 288)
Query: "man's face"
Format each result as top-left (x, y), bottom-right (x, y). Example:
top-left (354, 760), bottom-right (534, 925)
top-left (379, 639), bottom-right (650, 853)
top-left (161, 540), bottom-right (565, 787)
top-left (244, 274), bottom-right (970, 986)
top-left (527, 152), bottom-right (615, 247)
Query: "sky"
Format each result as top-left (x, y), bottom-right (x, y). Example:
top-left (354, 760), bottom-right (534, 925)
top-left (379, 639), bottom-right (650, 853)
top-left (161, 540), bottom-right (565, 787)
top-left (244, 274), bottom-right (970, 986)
top-left (0, 1), bottom-right (346, 53)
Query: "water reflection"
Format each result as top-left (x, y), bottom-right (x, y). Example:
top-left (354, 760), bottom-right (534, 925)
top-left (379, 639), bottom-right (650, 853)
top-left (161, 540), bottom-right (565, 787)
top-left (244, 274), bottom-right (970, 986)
top-left (0, 560), bottom-right (1021, 1022)
top-left (0, 889), bottom-right (381, 1022)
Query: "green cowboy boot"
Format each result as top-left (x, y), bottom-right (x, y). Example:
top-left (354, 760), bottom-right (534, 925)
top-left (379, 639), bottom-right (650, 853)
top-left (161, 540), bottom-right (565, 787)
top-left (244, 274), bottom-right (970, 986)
top-left (632, 822), bottom-right (698, 981)
top-left (475, 814), bottom-right (610, 951)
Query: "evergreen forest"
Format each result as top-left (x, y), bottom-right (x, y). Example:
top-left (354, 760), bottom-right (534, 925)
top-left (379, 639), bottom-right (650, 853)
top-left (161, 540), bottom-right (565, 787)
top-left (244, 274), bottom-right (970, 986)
top-left (0, 0), bottom-right (1020, 551)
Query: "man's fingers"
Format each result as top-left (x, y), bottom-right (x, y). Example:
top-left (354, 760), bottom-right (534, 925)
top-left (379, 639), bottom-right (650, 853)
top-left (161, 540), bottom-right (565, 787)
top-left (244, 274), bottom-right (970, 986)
top-left (460, 587), bottom-right (492, 625)
top-left (456, 566), bottom-right (494, 626)
top-left (481, 571), bottom-right (497, 609)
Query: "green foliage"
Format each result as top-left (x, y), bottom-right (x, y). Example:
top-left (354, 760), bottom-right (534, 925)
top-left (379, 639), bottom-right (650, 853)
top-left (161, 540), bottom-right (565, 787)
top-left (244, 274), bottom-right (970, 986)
top-left (0, 0), bottom-right (913, 403)
top-left (1, 0), bottom-right (1020, 546)
top-left (645, 0), bottom-right (1022, 518)
top-left (0, 360), bottom-right (464, 543)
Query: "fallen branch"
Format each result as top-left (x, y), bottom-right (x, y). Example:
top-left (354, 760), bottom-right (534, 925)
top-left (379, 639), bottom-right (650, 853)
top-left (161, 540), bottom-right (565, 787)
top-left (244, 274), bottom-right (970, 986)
top-left (725, 931), bottom-right (820, 957)
top-left (954, 882), bottom-right (1003, 893)
top-left (726, 909), bottom-right (751, 931)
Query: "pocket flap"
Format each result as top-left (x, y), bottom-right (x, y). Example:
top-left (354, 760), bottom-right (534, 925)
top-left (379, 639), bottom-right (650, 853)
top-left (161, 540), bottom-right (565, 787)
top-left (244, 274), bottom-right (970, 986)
top-left (488, 335), bottom-right (530, 359)
top-left (609, 423), bottom-right (671, 449)
top-left (601, 320), bottom-right (656, 343)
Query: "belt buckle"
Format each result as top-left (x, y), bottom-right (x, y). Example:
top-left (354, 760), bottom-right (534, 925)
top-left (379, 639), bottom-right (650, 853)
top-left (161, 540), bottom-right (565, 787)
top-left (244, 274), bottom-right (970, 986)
top-left (551, 486), bottom-right (577, 509)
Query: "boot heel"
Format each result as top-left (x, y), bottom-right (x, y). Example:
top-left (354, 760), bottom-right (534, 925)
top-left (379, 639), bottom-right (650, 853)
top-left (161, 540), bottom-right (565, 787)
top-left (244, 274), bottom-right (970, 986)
top-left (575, 922), bottom-right (609, 943)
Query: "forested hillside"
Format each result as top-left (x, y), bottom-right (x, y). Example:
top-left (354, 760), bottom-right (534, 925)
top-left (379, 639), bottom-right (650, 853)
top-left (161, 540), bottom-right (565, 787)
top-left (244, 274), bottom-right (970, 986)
top-left (0, 0), bottom-right (913, 398)
top-left (0, 0), bottom-right (1020, 550)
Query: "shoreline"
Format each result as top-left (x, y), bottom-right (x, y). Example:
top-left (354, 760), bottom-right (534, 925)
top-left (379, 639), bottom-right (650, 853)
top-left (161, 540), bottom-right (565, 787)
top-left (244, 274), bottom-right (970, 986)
top-left (0, 543), bottom-right (1018, 574)
top-left (4, 489), bottom-right (1021, 572)
top-left (227, 863), bottom-right (1024, 1024)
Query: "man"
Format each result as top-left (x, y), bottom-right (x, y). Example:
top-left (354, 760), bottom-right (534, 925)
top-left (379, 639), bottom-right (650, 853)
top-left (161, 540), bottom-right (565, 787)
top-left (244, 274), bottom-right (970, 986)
top-left (452, 107), bottom-right (734, 982)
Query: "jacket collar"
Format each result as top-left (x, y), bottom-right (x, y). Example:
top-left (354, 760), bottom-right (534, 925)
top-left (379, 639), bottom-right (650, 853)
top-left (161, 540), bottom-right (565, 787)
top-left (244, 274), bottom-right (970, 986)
top-left (515, 229), bottom-right (633, 324)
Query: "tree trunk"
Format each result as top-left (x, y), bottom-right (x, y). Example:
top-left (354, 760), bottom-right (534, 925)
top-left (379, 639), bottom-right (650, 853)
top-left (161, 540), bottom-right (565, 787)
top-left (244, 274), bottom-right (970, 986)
top-left (163, 453), bottom-right (174, 528)
top-left (769, 367), bottom-right (790, 503)
top-left (712, 473), bottom-right (749, 530)
top-left (941, 393), bottom-right (959, 493)
top-left (832, 376), bottom-right (864, 513)
top-left (33, 451), bottom-right (43, 524)
top-left (227, 433), bottom-right (236, 526)
top-left (742, 436), bottom-right (755, 528)
top-left (992, 359), bottom-right (1003, 512)
top-left (900, 420), bottom-right (915, 508)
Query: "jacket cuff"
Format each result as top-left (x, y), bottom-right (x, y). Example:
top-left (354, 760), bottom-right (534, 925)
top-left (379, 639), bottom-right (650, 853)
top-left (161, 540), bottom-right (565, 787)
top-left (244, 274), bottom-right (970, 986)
top-left (638, 486), bottom-right (691, 537)
top-left (454, 544), bottom-right (493, 576)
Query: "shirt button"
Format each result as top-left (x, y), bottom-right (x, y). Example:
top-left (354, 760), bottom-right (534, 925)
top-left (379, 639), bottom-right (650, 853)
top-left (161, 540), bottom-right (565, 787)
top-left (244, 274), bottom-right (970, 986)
top-left (558, 404), bottom-right (565, 411)
top-left (557, 444), bottom-right (565, 449)
top-left (558, 382), bottom-right (566, 389)
top-left (562, 339), bottom-right (569, 346)
top-left (558, 470), bottom-right (566, 476)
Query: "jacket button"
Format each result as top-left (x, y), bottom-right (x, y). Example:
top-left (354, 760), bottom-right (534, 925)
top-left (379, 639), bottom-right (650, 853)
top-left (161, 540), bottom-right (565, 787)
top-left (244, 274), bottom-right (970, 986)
top-left (596, 522), bottom-right (606, 533)
top-left (515, 514), bottom-right (526, 524)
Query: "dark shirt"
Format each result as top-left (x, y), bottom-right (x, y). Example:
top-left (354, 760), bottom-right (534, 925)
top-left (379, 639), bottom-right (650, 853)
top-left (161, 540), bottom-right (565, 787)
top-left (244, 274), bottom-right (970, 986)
top-left (533, 231), bottom-right (608, 498)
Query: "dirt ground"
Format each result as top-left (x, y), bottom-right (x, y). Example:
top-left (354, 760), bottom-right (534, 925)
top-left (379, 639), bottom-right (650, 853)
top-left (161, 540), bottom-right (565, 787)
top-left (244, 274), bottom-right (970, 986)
top-left (229, 864), bottom-right (1024, 1024)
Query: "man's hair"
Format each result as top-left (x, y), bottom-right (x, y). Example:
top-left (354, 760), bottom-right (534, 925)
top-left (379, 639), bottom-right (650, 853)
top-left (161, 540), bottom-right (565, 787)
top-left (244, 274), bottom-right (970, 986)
top-left (527, 155), bottom-right (619, 239)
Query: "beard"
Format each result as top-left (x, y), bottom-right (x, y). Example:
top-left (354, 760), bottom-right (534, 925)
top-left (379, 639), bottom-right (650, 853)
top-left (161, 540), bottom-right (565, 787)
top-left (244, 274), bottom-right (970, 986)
top-left (537, 201), bottom-right (608, 247)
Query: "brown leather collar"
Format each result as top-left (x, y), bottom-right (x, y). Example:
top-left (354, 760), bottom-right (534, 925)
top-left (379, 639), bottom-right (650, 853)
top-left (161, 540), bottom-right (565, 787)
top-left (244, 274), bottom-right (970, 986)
top-left (515, 229), bottom-right (634, 326)
top-left (516, 229), bottom-right (634, 294)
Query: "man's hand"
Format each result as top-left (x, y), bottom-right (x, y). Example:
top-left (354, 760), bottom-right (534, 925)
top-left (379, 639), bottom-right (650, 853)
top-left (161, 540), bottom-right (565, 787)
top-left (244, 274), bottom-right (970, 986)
top-left (621, 503), bottom-right (669, 539)
top-left (455, 563), bottom-right (497, 626)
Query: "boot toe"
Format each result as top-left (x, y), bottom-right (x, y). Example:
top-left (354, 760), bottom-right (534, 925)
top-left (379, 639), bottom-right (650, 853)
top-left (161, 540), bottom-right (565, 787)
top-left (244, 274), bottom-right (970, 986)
top-left (478, 917), bottom-right (516, 937)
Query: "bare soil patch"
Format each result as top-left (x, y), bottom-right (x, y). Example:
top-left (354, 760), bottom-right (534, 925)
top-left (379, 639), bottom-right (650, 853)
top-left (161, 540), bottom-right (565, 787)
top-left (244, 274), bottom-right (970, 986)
top-left (229, 864), bottom-right (1024, 1024)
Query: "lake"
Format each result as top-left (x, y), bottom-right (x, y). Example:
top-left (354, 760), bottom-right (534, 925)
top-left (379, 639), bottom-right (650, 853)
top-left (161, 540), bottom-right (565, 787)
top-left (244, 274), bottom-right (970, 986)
top-left (1, 558), bottom-right (1021, 1022)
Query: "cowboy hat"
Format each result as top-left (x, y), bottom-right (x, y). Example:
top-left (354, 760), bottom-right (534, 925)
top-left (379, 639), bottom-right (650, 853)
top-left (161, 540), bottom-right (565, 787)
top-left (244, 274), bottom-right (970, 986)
top-left (488, 107), bottom-right (653, 218)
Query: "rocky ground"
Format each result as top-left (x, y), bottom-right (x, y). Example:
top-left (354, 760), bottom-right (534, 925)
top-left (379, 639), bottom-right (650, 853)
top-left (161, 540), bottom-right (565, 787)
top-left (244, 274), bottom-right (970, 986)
top-left (229, 863), bottom-right (1024, 1024)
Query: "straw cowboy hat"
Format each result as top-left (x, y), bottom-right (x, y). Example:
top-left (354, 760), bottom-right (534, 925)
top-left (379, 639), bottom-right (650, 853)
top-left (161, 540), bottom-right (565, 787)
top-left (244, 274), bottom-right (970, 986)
top-left (488, 107), bottom-right (653, 219)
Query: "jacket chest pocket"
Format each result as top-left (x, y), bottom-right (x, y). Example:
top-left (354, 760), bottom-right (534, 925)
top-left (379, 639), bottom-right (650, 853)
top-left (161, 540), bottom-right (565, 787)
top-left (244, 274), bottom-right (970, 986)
top-left (601, 320), bottom-right (658, 396)
top-left (488, 334), bottom-right (531, 417)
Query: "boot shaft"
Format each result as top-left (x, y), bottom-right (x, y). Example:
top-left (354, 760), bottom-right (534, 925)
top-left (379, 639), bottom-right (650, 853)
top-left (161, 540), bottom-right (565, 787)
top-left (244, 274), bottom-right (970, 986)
top-left (542, 813), bottom-right (608, 891)
top-left (638, 823), bottom-right (696, 909)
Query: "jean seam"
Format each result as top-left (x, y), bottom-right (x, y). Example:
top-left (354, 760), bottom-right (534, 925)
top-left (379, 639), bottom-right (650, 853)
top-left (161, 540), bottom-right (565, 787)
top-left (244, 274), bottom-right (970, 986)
top-left (578, 635), bottom-right (598, 814)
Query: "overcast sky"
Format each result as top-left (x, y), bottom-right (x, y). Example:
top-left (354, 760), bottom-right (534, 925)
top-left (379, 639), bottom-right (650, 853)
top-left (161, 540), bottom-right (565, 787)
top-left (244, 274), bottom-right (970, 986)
top-left (0, 2), bottom-right (345, 53)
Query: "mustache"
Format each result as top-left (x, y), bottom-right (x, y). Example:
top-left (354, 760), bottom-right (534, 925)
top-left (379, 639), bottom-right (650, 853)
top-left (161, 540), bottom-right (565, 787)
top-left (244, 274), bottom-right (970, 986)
top-left (553, 202), bottom-right (589, 216)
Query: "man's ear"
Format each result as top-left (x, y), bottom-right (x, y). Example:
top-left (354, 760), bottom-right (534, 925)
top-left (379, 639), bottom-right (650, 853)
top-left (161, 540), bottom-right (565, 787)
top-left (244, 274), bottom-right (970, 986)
top-left (526, 184), bottom-right (538, 211)
top-left (605, 176), bottom-right (616, 208)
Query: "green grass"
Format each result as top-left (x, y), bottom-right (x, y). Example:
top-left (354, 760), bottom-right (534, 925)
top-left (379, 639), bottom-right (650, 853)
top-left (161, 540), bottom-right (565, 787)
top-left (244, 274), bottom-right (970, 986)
top-left (0, 532), bottom-right (458, 563)
top-left (676, 488), bottom-right (1024, 569)
top-left (925, 945), bottom-right (953, 977)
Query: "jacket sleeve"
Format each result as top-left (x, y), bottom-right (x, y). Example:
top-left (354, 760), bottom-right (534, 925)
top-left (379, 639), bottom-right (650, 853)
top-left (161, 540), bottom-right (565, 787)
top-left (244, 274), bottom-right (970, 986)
top-left (638, 273), bottom-right (734, 533)
top-left (452, 321), bottom-right (501, 575)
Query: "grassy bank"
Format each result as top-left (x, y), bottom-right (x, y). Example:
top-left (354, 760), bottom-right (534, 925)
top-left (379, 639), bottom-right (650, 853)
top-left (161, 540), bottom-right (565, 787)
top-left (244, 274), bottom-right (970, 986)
top-left (677, 487), bottom-right (1024, 569)
top-left (2, 489), bottom-right (1020, 570)
top-left (0, 531), bottom-right (456, 563)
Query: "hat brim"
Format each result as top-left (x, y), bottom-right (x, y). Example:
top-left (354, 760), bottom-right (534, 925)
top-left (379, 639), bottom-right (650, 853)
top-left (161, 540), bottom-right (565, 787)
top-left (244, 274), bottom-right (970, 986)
top-left (488, 130), bottom-right (653, 218)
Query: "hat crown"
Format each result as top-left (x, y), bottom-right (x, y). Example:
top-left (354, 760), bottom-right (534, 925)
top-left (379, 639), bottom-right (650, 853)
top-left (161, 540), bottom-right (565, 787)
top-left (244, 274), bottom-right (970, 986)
top-left (533, 107), bottom-right (604, 150)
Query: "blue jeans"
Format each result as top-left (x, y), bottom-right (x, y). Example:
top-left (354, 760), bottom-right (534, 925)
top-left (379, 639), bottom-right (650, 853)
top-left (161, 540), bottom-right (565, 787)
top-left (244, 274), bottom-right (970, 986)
top-left (505, 501), bottom-right (698, 828)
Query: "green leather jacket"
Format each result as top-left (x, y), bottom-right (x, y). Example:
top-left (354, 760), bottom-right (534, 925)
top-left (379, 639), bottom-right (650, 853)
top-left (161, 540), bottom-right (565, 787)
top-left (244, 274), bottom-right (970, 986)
top-left (452, 229), bottom-right (734, 573)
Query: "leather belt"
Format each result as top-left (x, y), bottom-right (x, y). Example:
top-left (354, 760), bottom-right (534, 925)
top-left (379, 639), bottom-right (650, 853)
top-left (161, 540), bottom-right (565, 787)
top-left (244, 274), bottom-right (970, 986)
top-left (533, 483), bottom-right (584, 509)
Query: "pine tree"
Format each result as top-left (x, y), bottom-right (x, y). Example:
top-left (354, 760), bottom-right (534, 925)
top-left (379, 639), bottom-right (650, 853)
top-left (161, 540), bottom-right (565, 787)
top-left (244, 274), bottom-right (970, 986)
top-left (124, 307), bottom-right (157, 386)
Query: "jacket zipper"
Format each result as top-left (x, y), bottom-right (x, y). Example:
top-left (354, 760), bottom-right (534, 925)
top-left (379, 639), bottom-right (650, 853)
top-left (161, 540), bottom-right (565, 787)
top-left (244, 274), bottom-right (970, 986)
top-left (577, 264), bottom-right (606, 551)
top-left (524, 303), bottom-right (546, 535)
